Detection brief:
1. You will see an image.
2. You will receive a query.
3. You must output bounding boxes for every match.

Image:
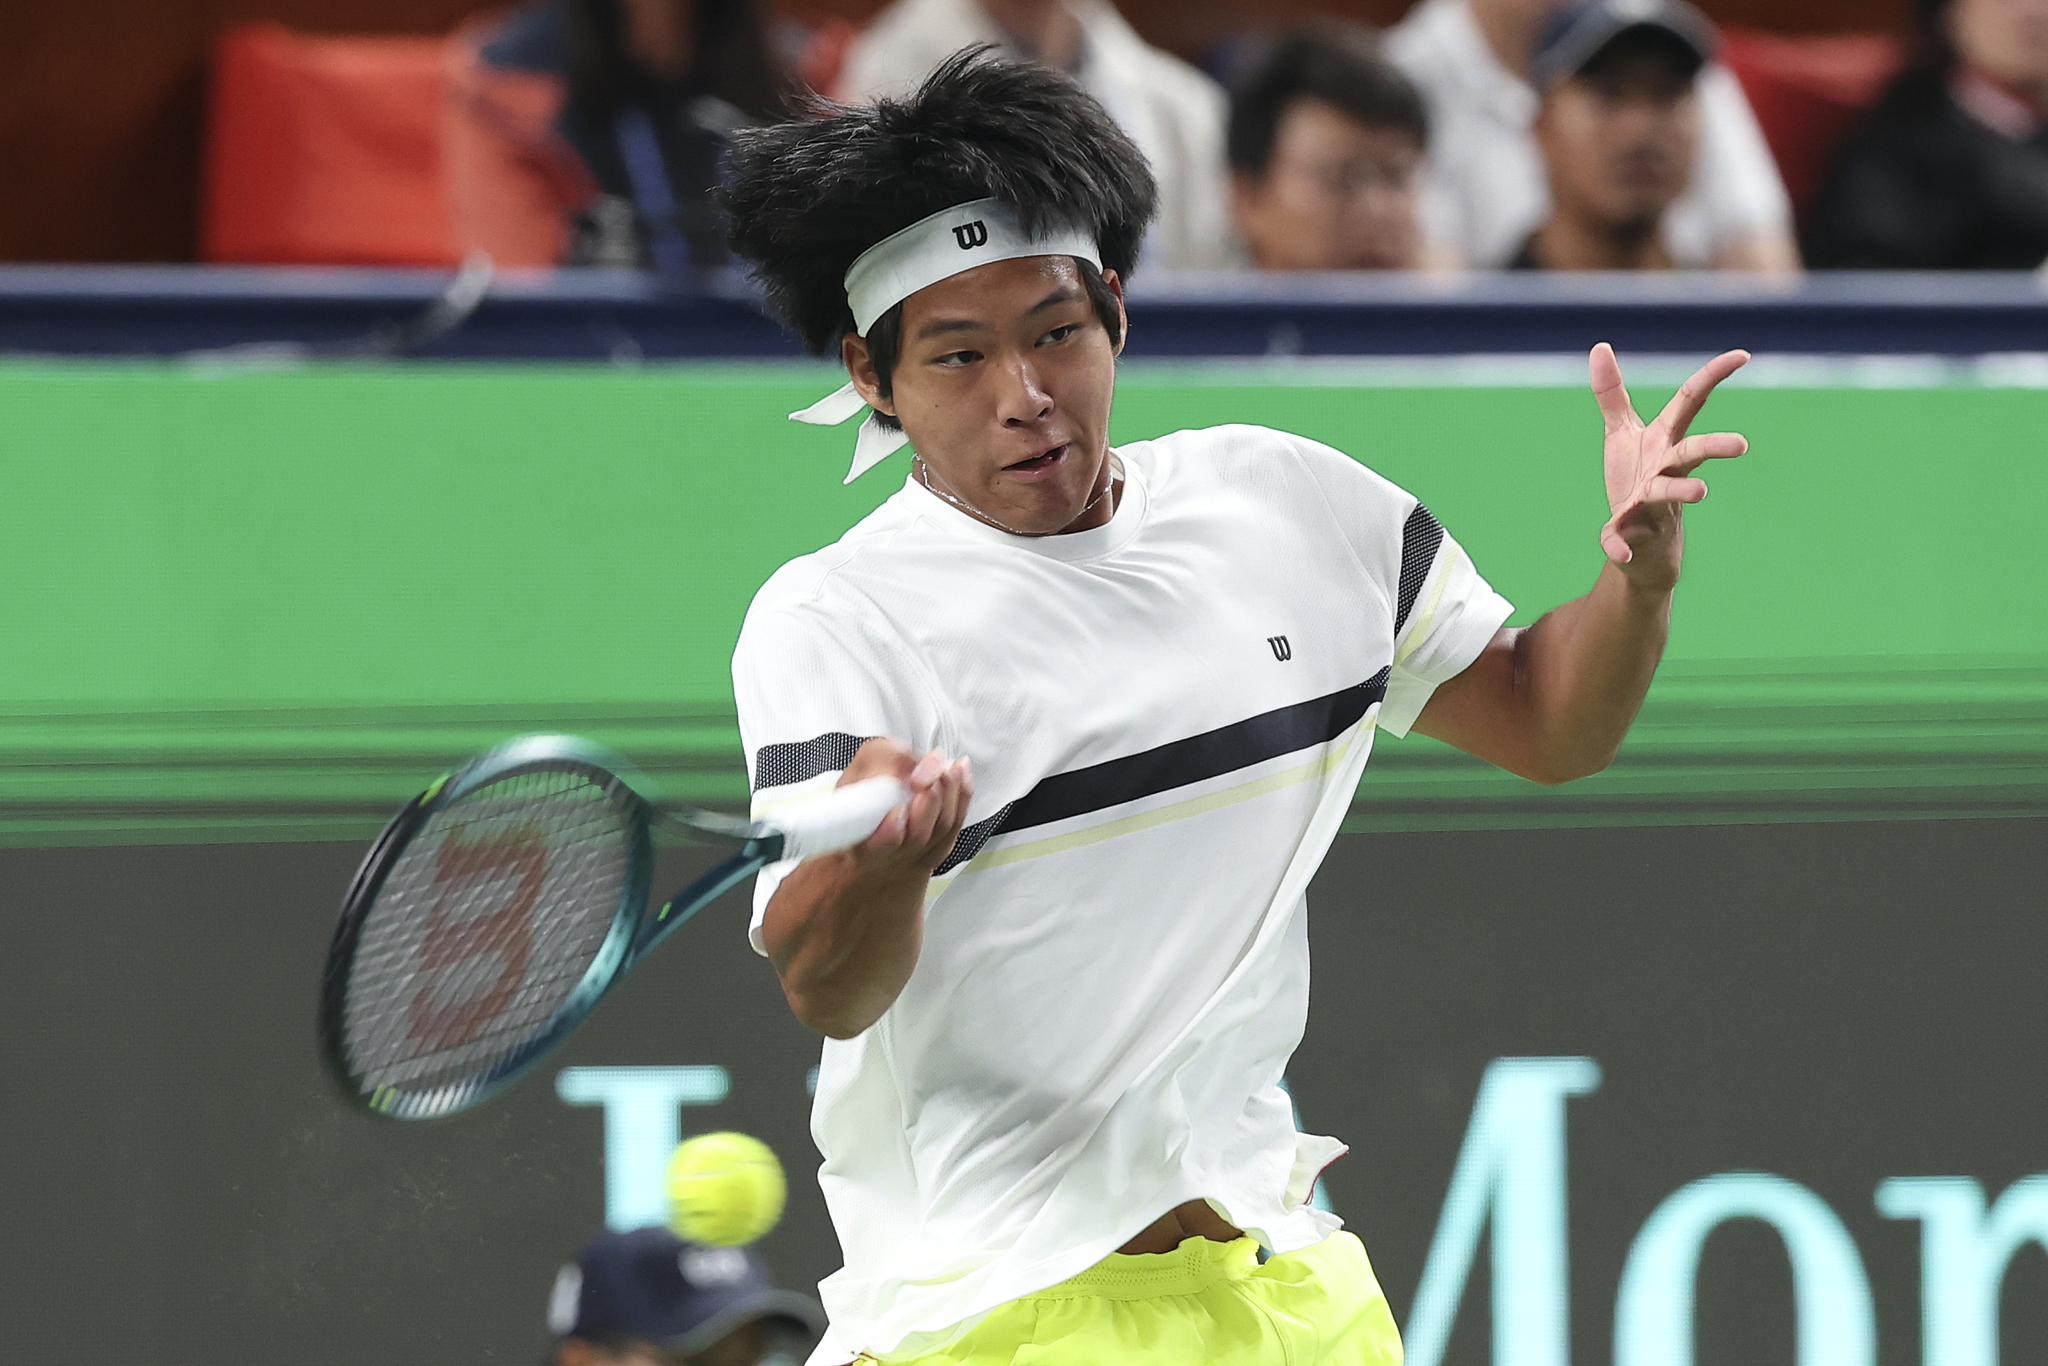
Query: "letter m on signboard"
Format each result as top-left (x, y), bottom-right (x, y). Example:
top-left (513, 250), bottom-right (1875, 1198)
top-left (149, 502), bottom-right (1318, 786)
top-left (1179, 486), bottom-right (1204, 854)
top-left (1405, 1057), bottom-right (1602, 1366)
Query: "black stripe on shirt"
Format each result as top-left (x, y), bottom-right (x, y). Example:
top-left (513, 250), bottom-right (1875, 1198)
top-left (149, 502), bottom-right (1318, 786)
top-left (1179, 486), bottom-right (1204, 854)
top-left (934, 803), bottom-right (1016, 875)
top-left (933, 670), bottom-right (1390, 875)
top-left (753, 731), bottom-right (871, 791)
top-left (1395, 503), bottom-right (1444, 638)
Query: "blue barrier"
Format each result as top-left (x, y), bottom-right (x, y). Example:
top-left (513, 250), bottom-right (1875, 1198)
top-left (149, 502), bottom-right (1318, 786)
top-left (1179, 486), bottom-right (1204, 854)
top-left (5, 264), bottom-right (2048, 359)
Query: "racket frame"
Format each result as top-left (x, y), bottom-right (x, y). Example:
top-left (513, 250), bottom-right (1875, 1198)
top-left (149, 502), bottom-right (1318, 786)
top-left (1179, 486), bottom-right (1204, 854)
top-left (319, 736), bottom-right (660, 1120)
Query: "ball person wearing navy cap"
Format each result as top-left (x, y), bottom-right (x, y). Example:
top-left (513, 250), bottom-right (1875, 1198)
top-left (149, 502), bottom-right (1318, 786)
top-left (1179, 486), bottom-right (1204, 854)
top-left (546, 1227), bottom-right (826, 1366)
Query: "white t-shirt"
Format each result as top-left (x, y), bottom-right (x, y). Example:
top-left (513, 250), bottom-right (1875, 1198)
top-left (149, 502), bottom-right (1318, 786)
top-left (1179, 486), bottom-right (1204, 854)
top-left (835, 0), bottom-right (1238, 271)
top-left (732, 426), bottom-right (1513, 1362)
top-left (1386, 0), bottom-right (1793, 268)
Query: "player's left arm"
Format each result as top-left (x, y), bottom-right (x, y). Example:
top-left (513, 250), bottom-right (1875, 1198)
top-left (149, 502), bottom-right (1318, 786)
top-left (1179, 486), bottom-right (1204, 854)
top-left (1412, 344), bottom-right (1750, 785)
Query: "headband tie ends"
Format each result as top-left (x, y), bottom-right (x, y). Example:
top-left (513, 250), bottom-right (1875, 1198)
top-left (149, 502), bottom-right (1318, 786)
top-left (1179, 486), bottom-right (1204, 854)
top-left (789, 382), bottom-right (912, 484)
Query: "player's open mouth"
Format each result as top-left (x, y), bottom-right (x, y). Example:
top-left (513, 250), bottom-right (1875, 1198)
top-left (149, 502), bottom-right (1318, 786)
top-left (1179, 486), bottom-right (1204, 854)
top-left (1004, 444), bottom-right (1069, 479)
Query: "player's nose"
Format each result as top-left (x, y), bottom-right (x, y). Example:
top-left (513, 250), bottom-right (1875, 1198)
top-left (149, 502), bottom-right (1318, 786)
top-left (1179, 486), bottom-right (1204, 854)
top-left (994, 355), bottom-right (1054, 426)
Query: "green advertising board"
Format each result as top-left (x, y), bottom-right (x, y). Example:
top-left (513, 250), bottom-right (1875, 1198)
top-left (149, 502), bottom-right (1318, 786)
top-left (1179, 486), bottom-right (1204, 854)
top-left (2, 358), bottom-right (2043, 841)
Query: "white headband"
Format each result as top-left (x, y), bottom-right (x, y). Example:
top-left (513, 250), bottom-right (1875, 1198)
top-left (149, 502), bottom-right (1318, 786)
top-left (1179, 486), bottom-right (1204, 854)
top-left (788, 198), bottom-right (1102, 484)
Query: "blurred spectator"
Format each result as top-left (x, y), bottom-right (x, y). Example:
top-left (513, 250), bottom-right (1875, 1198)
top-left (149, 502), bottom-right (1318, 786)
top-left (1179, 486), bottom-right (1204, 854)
top-left (836, 2), bottom-right (1235, 269)
top-left (1228, 25), bottom-right (1433, 270)
top-left (1386, 0), bottom-right (1799, 271)
top-left (1511, 2), bottom-right (1710, 268)
top-left (545, 1226), bottom-right (825, 1366)
top-left (480, 0), bottom-right (796, 271)
top-left (1805, 0), bottom-right (2048, 268)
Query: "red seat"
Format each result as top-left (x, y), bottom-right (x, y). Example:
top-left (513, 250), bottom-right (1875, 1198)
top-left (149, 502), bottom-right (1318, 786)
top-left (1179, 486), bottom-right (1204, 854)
top-left (1720, 27), bottom-right (1908, 221)
top-left (202, 21), bottom-right (592, 267)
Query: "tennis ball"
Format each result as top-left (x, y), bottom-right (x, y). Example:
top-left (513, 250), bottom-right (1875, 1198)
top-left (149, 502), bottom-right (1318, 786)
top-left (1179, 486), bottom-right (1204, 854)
top-left (666, 1131), bottom-right (787, 1247)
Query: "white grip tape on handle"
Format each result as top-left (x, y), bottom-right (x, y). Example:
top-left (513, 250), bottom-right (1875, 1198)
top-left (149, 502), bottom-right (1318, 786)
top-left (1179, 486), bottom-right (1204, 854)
top-left (771, 776), bottom-right (911, 863)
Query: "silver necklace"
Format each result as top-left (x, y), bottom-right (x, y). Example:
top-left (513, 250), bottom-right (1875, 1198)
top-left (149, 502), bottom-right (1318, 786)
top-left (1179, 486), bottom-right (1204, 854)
top-left (914, 453), bottom-right (1123, 537)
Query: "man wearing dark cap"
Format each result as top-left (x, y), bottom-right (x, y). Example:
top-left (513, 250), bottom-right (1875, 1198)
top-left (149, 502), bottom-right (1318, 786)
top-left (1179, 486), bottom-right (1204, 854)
top-left (545, 1227), bottom-right (826, 1366)
top-left (1387, 0), bottom-right (1795, 269)
top-left (1512, 0), bottom-right (1717, 270)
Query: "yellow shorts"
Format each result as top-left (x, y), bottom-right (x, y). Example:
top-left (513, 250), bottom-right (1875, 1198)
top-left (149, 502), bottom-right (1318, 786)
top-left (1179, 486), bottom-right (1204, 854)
top-left (870, 1231), bottom-right (1403, 1365)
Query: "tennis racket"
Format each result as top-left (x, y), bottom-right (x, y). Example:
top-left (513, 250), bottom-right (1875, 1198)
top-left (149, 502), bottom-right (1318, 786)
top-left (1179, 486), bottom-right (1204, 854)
top-left (318, 733), bottom-right (904, 1120)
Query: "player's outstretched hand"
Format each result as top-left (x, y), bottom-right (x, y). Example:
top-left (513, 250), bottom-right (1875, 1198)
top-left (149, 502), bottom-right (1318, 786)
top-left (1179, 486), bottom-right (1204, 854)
top-left (1590, 342), bottom-right (1750, 588)
top-left (838, 738), bottom-right (974, 879)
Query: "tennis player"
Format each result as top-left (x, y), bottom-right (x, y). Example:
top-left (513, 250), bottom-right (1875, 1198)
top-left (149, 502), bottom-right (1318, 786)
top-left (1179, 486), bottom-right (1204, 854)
top-left (722, 52), bottom-right (1747, 1366)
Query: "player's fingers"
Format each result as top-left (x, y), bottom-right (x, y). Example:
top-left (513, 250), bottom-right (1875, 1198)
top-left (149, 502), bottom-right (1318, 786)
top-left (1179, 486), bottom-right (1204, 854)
top-left (1599, 514), bottom-right (1634, 565)
top-left (1643, 473), bottom-right (1709, 505)
top-left (860, 801), bottom-right (909, 852)
top-left (941, 760), bottom-right (975, 847)
top-left (902, 777), bottom-right (945, 846)
top-left (891, 752), bottom-right (948, 847)
top-left (919, 768), bottom-right (973, 864)
top-left (1652, 349), bottom-right (1749, 441)
top-left (909, 748), bottom-right (946, 790)
top-left (925, 765), bottom-right (961, 831)
top-left (1665, 430), bottom-right (1748, 474)
top-left (1588, 342), bottom-right (1639, 435)
top-left (841, 736), bottom-right (919, 786)
top-left (940, 760), bottom-right (972, 828)
top-left (926, 773), bottom-right (971, 860)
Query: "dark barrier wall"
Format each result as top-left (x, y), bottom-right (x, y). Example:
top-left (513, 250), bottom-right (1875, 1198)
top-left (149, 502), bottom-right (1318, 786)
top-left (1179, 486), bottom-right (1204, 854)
top-left (20, 269), bottom-right (2048, 360)
top-left (0, 818), bottom-right (2041, 1364)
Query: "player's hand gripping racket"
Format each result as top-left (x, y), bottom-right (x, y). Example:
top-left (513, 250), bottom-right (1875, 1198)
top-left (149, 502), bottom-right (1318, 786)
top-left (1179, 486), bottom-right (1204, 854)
top-left (319, 734), bottom-right (904, 1120)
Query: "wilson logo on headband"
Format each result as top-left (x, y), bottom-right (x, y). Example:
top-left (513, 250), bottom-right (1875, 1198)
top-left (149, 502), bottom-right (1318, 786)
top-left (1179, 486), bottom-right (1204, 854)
top-left (952, 221), bottom-right (990, 250)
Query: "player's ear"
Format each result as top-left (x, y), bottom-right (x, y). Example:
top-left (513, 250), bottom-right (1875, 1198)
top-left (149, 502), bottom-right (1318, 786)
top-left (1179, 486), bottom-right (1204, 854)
top-left (1101, 269), bottom-right (1129, 360)
top-left (842, 333), bottom-right (897, 418)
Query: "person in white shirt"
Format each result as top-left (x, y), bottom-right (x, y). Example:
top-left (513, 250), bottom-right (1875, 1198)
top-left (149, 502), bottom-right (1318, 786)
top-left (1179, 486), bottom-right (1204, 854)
top-left (834, 0), bottom-right (1236, 270)
top-left (721, 51), bottom-right (1751, 1366)
top-left (1387, 0), bottom-right (1801, 270)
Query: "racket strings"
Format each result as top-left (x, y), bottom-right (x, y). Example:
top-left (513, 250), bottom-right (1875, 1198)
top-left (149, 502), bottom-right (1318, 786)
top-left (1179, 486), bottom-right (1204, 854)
top-left (340, 766), bottom-right (635, 1107)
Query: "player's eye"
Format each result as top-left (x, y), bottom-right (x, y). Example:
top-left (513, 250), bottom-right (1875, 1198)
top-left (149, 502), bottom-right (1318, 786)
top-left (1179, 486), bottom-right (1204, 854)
top-left (1038, 324), bottom-right (1080, 346)
top-left (933, 349), bottom-right (981, 367)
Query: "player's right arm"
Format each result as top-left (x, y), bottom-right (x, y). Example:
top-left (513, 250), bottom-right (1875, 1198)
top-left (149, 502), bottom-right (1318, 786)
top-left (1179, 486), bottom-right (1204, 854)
top-left (733, 584), bottom-right (969, 1039)
top-left (761, 740), bottom-right (971, 1038)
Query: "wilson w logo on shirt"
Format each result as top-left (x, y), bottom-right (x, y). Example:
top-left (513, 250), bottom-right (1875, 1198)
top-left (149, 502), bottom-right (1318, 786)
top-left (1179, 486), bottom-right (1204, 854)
top-left (1268, 636), bottom-right (1292, 661)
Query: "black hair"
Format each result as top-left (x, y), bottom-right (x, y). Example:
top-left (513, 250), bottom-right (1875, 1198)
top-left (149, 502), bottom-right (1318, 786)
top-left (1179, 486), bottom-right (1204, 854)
top-left (566, 0), bottom-right (794, 123)
top-left (1227, 25), bottom-right (1428, 176)
top-left (722, 47), bottom-right (1157, 378)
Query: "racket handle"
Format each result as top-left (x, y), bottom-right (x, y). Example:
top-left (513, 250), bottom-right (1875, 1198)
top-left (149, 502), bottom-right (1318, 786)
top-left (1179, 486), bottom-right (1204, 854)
top-left (771, 776), bottom-right (911, 863)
